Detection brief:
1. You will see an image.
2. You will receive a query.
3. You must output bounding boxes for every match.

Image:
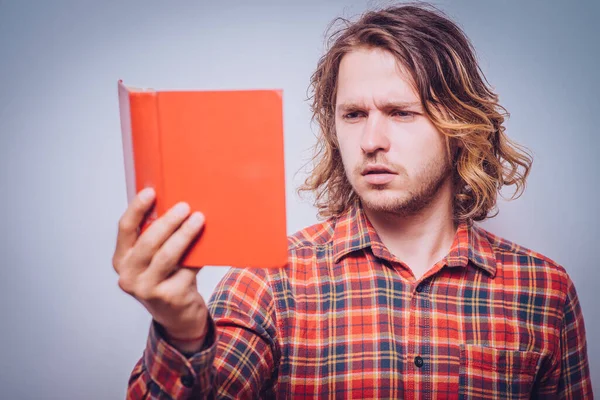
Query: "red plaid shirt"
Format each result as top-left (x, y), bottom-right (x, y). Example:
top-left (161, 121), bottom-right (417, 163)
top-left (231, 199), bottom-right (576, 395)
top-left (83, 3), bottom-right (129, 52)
top-left (127, 202), bottom-right (592, 399)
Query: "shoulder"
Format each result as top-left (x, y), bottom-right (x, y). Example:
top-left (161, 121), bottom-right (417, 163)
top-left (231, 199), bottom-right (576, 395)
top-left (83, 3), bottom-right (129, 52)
top-left (216, 218), bottom-right (340, 291)
top-left (474, 224), bottom-right (573, 289)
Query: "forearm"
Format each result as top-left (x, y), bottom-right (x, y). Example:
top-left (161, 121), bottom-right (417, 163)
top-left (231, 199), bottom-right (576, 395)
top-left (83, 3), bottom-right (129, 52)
top-left (126, 267), bottom-right (280, 399)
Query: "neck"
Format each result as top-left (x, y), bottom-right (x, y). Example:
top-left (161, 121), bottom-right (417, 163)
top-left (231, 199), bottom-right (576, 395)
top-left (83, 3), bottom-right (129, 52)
top-left (362, 179), bottom-right (457, 279)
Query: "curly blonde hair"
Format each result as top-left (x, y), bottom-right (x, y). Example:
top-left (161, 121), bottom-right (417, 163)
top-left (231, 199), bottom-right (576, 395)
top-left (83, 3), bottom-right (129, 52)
top-left (299, 3), bottom-right (533, 222)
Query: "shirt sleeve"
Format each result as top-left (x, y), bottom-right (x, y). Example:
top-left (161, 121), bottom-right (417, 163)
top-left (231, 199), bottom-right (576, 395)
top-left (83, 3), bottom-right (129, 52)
top-left (125, 267), bottom-right (281, 399)
top-left (535, 274), bottom-right (594, 399)
top-left (555, 278), bottom-right (593, 399)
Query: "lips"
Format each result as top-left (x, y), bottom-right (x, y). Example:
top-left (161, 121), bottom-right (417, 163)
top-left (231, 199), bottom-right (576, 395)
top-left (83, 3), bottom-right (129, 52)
top-left (361, 164), bottom-right (397, 185)
top-left (361, 164), bottom-right (396, 176)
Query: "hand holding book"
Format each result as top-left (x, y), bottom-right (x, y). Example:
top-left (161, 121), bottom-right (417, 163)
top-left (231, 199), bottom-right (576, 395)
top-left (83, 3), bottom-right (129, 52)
top-left (112, 187), bottom-right (210, 353)
top-left (115, 80), bottom-right (289, 354)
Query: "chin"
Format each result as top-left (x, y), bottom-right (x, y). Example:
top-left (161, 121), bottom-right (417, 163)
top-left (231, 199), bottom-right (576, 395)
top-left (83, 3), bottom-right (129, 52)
top-left (357, 186), bottom-right (410, 214)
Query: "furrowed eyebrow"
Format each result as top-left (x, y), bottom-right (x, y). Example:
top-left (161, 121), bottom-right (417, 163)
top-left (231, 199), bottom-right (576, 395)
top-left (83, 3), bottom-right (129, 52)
top-left (378, 101), bottom-right (421, 111)
top-left (336, 103), bottom-right (363, 113)
top-left (336, 101), bottom-right (421, 113)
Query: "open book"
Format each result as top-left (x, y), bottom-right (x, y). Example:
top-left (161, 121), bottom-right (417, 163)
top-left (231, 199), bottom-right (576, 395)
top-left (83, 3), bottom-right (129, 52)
top-left (117, 80), bottom-right (288, 269)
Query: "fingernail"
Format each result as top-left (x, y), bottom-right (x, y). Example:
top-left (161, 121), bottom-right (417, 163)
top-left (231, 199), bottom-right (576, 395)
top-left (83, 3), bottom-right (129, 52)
top-left (173, 202), bottom-right (190, 217)
top-left (139, 188), bottom-right (155, 202)
top-left (188, 212), bottom-right (204, 228)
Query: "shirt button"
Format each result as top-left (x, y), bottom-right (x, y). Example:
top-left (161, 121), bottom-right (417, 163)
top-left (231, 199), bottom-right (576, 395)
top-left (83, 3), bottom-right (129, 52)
top-left (414, 356), bottom-right (424, 368)
top-left (180, 374), bottom-right (195, 388)
top-left (415, 283), bottom-right (426, 293)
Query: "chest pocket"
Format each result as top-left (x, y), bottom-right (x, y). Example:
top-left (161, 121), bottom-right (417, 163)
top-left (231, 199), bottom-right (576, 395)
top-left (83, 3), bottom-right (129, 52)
top-left (459, 344), bottom-right (541, 400)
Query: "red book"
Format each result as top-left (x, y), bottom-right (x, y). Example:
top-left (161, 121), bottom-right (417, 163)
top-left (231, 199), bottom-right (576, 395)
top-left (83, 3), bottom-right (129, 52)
top-left (117, 80), bottom-right (287, 269)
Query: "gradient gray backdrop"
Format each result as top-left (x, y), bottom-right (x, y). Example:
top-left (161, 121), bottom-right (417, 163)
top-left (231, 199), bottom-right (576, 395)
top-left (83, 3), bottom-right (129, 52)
top-left (1, 1), bottom-right (598, 398)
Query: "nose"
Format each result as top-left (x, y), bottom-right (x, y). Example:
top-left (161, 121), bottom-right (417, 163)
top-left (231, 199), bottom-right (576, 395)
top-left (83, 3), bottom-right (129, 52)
top-left (360, 112), bottom-right (390, 154)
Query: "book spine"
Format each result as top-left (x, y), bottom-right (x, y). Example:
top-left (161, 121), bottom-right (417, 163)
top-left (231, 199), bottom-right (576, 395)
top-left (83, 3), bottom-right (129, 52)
top-left (118, 82), bottom-right (137, 204)
top-left (126, 89), bottom-right (165, 232)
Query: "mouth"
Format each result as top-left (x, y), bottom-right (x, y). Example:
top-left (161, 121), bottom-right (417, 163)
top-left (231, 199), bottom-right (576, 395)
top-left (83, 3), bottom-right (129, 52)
top-left (361, 164), bottom-right (396, 176)
top-left (360, 165), bottom-right (397, 185)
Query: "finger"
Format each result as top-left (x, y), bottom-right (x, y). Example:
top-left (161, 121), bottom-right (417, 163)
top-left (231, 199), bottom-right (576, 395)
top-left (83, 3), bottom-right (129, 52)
top-left (143, 211), bottom-right (205, 284)
top-left (129, 201), bottom-right (192, 267)
top-left (114, 188), bottom-right (156, 267)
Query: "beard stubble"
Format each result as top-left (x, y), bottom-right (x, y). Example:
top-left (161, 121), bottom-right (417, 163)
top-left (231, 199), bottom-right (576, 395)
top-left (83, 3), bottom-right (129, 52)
top-left (353, 155), bottom-right (453, 217)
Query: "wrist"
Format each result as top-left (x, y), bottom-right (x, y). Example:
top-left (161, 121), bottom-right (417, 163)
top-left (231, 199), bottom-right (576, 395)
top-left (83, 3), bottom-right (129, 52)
top-left (161, 308), bottom-right (209, 341)
top-left (163, 322), bottom-right (209, 353)
top-left (165, 326), bottom-right (208, 342)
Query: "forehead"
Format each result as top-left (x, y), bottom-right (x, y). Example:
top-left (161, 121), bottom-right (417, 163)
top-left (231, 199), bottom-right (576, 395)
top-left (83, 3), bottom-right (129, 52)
top-left (336, 47), bottom-right (419, 104)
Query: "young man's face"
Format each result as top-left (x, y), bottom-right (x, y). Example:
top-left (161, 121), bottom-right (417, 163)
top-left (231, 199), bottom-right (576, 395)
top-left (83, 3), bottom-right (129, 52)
top-left (335, 47), bottom-right (452, 216)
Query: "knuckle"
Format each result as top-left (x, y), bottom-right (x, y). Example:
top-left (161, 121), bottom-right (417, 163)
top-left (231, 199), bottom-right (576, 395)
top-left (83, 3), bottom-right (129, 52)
top-left (117, 276), bottom-right (133, 294)
top-left (135, 284), bottom-right (154, 301)
top-left (118, 216), bottom-right (134, 233)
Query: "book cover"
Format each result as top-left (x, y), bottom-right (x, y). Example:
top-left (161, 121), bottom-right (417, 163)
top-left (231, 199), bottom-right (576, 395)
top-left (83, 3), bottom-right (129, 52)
top-left (117, 80), bottom-right (288, 269)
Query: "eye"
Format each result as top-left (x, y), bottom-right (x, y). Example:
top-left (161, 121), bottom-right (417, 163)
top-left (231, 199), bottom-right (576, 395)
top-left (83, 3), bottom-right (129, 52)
top-left (391, 110), bottom-right (416, 119)
top-left (343, 111), bottom-right (365, 120)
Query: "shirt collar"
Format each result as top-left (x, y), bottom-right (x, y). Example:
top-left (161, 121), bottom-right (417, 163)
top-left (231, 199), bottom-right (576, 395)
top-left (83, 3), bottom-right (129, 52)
top-left (332, 201), bottom-right (497, 277)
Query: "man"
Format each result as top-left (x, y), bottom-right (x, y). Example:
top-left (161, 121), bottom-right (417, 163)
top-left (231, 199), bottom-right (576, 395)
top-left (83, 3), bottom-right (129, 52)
top-left (113, 4), bottom-right (592, 399)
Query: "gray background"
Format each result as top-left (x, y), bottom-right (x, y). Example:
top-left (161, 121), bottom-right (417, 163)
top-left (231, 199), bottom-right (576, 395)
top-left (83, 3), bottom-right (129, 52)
top-left (1, 0), bottom-right (598, 398)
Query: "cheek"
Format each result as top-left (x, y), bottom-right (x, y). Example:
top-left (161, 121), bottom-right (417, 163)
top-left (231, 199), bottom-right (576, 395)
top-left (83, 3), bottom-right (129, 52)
top-left (338, 143), bottom-right (358, 177)
top-left (390, 127), bottom-right (446, 172)
top-left (336, 131), bottom-right (360, 165)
